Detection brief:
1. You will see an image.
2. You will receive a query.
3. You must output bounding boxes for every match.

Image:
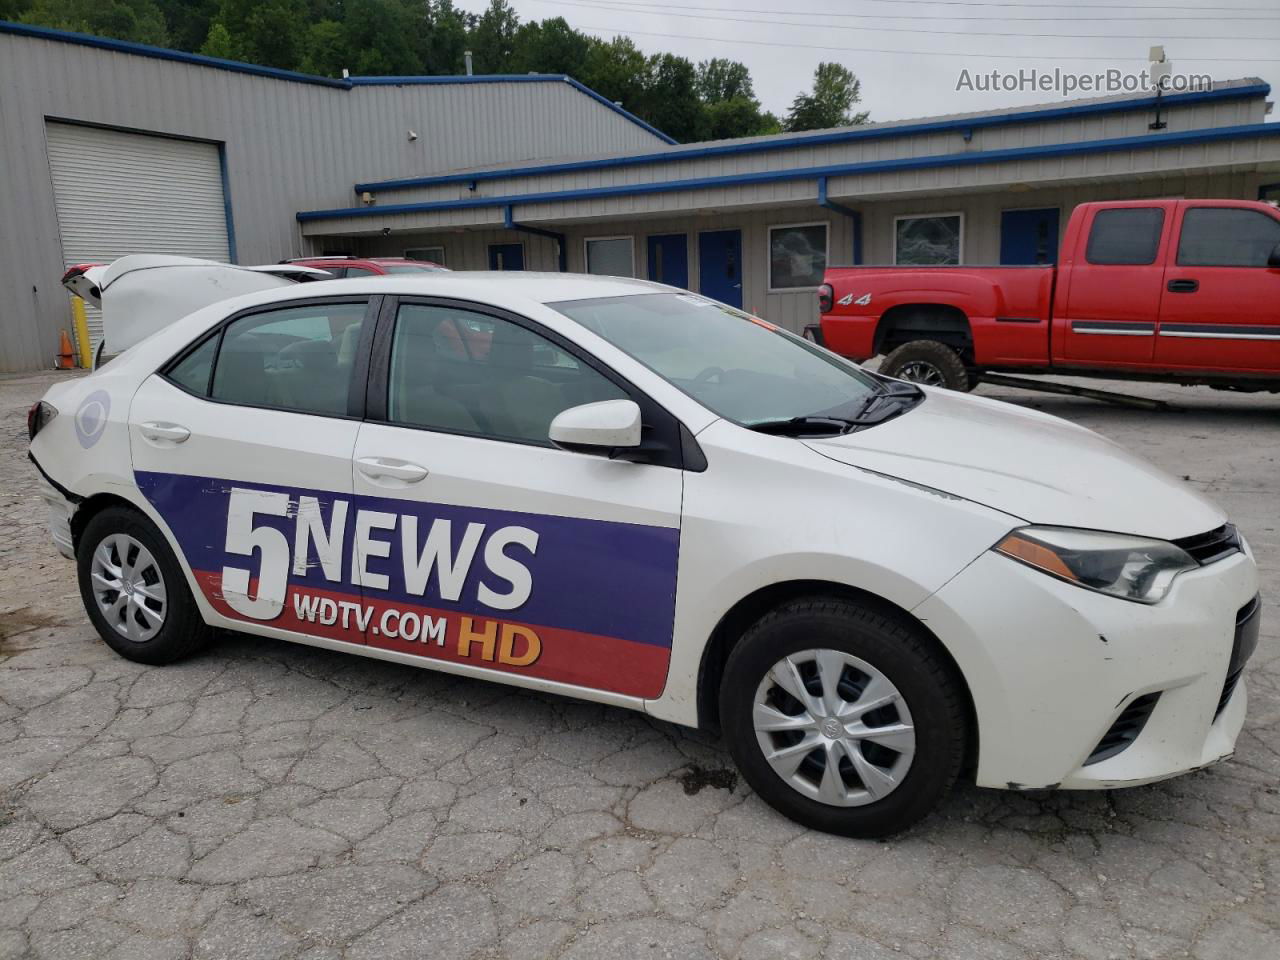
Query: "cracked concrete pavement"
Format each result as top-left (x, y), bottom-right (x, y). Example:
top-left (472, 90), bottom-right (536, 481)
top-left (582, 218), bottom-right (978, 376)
top-left (1, 369), bottom-right (1278, 960)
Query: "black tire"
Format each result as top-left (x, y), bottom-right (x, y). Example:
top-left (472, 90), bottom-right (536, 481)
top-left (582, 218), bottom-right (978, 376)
top-left (77, 505), bottom-right (213, 665)
top-left (880, 339), bottom-right (970, 391)
top-left (719, 598), bottom-right (966, 838)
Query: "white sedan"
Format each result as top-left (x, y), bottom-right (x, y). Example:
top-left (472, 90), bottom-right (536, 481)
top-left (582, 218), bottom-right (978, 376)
top-left (29, 266), bottom-right (1260, 836)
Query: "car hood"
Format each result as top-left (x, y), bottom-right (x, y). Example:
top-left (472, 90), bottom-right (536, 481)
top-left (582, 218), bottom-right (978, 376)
top-left (804, 387), bottom-right (1225, 540)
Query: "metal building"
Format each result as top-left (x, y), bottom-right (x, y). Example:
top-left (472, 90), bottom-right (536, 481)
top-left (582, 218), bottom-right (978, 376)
top-left (3, 19), bottom-right (1279, 373)
top-left (0, 22), bottom-right (671, 373)
top-left (301, 80), bottom-right (1280, 333)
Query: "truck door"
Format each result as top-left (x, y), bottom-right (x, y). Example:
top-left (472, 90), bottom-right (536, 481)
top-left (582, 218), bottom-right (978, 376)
top-left (1155, 203), bottom-right (1280, 373)
top-left (1058, 205), bottom-right (1167, 367)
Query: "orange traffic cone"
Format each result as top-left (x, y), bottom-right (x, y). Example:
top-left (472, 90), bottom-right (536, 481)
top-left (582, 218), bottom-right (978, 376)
top-left (56, 329), bottom-right (75, 369)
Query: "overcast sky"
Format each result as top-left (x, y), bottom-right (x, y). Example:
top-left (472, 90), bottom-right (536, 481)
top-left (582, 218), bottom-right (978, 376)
top-left (457, 0), bottom-right (1279, 126)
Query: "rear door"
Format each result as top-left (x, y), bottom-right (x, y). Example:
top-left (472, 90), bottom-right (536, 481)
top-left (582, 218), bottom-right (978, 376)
top-left (348, 297), bottom-right (683, 701)
top-left (1155, 202), bottom-right (1280, 372)
top-left (129, 296), bottom-right (376, 645)
top-left (1058, 205), bottom-right (1168, 366)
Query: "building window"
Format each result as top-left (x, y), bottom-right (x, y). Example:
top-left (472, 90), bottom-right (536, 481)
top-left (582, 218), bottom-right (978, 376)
top-left (405, 246), bottom-right (446, 266)
top-left (768, 223), bottom-right (828, 290)
top-left (894, 214), bottom-right (963, 265)
top-left (1085, 208), bottom-right (1164, 265)
top-left (584, 236), bottom-right (635, 277)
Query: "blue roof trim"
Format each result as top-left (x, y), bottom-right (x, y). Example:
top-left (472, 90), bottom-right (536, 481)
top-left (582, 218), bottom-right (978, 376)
top-left (561, 77), bottom-right (678, 145)
top-left (300, 122), bottom-right (1280, 223)
top-left (0, 21), bottom-right (676, 144)
top-left (354, 81), bottom-right (1272, 195)
top-left (0, 19), bottom-right (350, 88)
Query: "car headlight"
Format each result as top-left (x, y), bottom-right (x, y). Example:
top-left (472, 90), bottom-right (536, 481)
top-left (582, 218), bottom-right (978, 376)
top-left (993, 526), bottom-right (1198, 605)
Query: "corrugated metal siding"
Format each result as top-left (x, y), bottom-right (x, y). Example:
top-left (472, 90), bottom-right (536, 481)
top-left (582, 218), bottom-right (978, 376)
top-left (0, 32), bottom-right (667, 372)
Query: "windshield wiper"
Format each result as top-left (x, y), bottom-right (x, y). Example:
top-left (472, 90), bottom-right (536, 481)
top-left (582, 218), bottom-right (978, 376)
top-left (748, 386), bottom-right (925, 436)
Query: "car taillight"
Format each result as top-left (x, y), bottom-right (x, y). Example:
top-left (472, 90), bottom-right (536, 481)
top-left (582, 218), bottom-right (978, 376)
top-left (28, 401), bottom-right (57, 441)
top-left (817, 283), bottom-right (834, 314)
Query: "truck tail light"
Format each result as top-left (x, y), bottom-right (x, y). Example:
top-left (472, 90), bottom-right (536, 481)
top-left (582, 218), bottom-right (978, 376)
top-left (817, 283), bottom-right (834, 314)
top-left (28, 401), bottom-right (57, 441)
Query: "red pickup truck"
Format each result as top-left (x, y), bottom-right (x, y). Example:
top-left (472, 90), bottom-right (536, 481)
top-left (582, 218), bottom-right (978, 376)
top-left (817, 198), bottom-right (1280, 393)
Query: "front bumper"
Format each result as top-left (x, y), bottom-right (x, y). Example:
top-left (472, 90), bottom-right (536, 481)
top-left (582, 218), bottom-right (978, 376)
top-left (915, 547), bottom-right (1259, 790)
top-left (37, 474), bottom-right (76, 560)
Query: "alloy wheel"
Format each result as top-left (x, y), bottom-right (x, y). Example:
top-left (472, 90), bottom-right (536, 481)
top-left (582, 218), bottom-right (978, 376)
top-left (91, 533), bottom-right (167, 642)
top-left (894, 360), bottom-right (947, 386)
top-left (753, 649), bottom-right (915, 807)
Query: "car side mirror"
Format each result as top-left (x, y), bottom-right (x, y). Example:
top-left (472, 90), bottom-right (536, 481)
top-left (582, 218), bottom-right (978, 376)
top-left (549, 399), bottom-right (642, 455)
top-left (1268, 242), bottom-right (1280, 268)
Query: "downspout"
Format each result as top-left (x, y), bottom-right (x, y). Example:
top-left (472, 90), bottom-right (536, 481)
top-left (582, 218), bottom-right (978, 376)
top-left (817, 176), bottom-right (862, 265)
top-left (503, 205), bottom-right (567, 272)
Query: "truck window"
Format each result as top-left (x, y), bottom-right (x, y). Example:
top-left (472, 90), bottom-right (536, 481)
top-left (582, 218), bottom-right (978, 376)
top-left (1085, 208), bottom-right (1164, 265)
top-left (1177, 208), bottom-right (1280, 267)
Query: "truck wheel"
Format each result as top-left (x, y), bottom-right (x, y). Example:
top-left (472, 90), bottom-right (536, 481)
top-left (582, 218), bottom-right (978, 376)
top-left (719, 598), bottom-right (967, 838)
top-left (77, 506), bottom-right (213, 665)
top-left (881, 340), bottom-right (969, 391)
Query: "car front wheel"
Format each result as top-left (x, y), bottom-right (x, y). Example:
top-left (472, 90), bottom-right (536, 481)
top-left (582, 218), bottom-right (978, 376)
top-left (77, 505), bottom-right (212, 665)
top-left (720, 597), bottom-right (967, 837)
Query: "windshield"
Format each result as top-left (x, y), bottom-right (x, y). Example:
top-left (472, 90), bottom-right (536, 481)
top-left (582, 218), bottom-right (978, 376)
top-left (551, 292), bottom-right (887, 426)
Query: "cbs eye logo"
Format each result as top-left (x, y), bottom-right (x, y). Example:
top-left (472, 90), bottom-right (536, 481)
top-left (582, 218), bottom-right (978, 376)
top-left (75, 390), bottom-right (111, 449)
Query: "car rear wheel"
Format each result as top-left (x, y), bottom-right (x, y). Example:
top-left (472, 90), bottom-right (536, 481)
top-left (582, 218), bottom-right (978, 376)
top-left (720, 597), bottom-right (966, 837)
top-left (880, 339), bottom-right (971, 391)
top-left (78, 506), bottom-right (212, 665)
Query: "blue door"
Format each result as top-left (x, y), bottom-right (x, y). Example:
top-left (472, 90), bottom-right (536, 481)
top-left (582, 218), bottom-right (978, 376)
top-left (1000, 208), bottom-right (1060, 265)
top-left (647, 234), bottom-right (689, 289)
top-left (488, 243), bottom-right (524, 270)
top-left (698, 230), bottom-right (743, 307)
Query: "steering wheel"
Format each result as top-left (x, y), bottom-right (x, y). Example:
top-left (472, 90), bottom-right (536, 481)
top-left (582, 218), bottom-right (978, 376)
top-left (693, 366), bottom-right (725, 385)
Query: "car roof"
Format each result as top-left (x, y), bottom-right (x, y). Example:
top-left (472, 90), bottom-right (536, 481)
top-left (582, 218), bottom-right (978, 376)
top-left (273, 271), bottom-right (672, 305)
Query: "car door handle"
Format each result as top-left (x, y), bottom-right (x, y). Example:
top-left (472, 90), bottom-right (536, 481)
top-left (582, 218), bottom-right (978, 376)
top-left (1167, 278), bottom-right (1199, 293)
top-left (139, 422), bottom-right (190, 443)
top-left (357, 457), bottom-right (429, 483)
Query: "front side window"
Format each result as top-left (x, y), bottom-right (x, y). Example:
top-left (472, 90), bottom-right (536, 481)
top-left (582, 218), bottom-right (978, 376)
top-left (1177, 208), bottom-right (1280, 267)
top-left (585, 237), bottom-right (635, 277)
top-left (895, 214), bottom-right (962, 265)
top-left (207, 302), bottom-right (366, 414)
top-left (552, 293), bottom-right (883, 426)
top-left (1085, 208), bottom-right (1165, 265)
top-left (769, 223), bottom-right (828, 290)
top-left (387, 304), bottom-right (625, 444)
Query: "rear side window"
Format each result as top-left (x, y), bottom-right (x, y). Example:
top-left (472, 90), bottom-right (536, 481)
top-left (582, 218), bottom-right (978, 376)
top-left (1085, 208), bottom-right (1165, 265)
top-left (1177, 208), bottom-right (1280, 266)
top-left (386, 303), bottom-right (625, 445)
top-left (167, 333), bottom-right (218, 395)
top-left (176, 302), bottom-right (368, 415)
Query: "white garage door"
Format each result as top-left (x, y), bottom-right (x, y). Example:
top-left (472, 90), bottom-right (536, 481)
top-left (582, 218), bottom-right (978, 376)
top-left (46, 121), bottom-right (231, 353)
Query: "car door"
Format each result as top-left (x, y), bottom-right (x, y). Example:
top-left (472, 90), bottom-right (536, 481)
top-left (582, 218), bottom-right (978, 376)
top-left (129, 296), bottom-right (377, 645)
top-left (1155, 202), bottom-right (1280, 372)
top-left (349, 297), bottom-right (683, 701)
top-left (1058, 205), bottom-right (1168, 367)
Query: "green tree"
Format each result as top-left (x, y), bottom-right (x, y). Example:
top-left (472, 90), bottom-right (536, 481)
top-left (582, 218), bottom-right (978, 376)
top-left (510, 16), bottom-right (589, 75)
top-left (640, 53), bottom-right (703, 143)
top-left (469, 0), bottom-right (518, 74)
top-left (155, 0), bottom-right (217, 51)
top-left (420, 0), bottom-right (469, 75)
top-left (579, 35), bottom-right (648, 116)
top-left (785, 62), bottom-right (869, 132)
top-left (696, 58), bottom-right (754, 104)
top-left (18, 0), bottom-right (169, 45)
